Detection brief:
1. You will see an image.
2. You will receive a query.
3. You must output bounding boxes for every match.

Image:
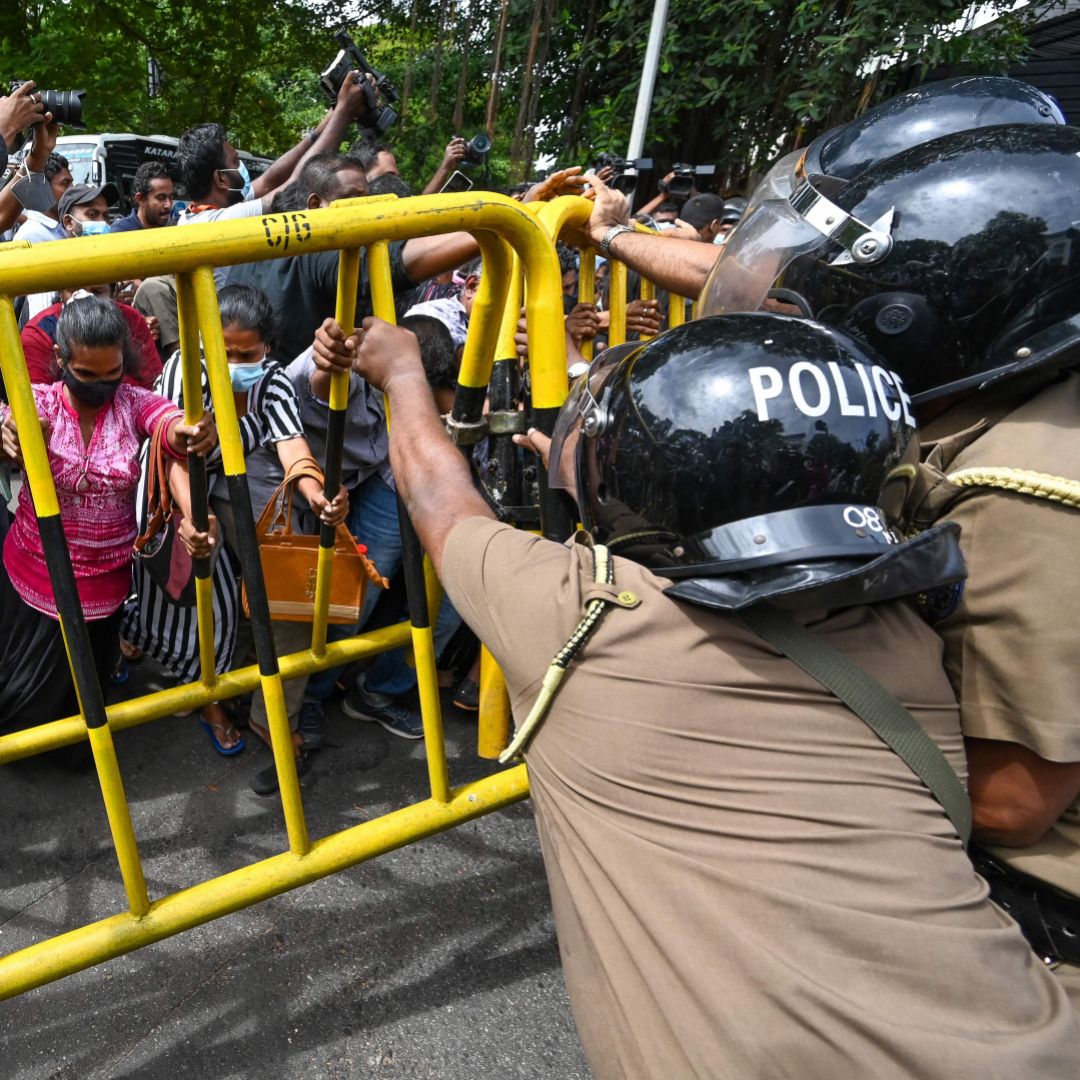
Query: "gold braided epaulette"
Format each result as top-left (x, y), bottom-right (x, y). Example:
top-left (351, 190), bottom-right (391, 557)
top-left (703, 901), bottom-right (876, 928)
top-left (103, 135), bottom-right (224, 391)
top-left (947, 467), bottom-right (1080, 509)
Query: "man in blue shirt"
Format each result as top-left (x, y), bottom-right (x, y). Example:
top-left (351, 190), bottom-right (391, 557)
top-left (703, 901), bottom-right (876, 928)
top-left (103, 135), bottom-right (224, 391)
top-left (109, 162), bottom-right (174, 233)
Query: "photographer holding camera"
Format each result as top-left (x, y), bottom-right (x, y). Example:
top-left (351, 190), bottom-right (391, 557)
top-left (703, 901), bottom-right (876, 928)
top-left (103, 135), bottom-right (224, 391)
top-left (0, 84), bottom-right (64, 240)
top-left (177, 71), bottom-right (374, 285)
top-left (0, 82), bottom-right (46, 175)
top-left (422, 136), bottom-right (468, 194)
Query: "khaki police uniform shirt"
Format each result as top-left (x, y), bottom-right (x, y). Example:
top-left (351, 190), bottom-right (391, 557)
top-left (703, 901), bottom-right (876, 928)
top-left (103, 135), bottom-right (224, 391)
top-left (442, 516), bottom-right (1079, 1080)
top-left (917, 373), bottom-right (1080, 898)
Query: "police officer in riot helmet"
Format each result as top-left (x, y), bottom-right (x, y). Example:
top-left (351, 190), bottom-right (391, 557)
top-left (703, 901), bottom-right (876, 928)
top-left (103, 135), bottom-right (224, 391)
top-left (704, 93), bottom-right (1080, 1006)
top-left (700, 123), bottom-right (1080, 405)
top-left (310, 309), bottom-right (1080, 1078)
top-left (581, 75), bottom-right (1066, 305)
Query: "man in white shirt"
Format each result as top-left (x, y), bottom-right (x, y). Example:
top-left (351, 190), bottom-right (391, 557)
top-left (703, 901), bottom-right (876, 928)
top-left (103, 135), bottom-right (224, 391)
top-left (12, 151), bottom-right (72, 244)
top-left (176, 71), bottom-right (372, 287)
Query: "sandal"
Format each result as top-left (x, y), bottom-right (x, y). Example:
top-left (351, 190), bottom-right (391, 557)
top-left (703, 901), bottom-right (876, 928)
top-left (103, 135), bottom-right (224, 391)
top-left (119, 638), bottom-right (144, 662)
top-left (452, 677), bottom-right (480, 712)
top-left (198, 705), bottom-right (245, 756)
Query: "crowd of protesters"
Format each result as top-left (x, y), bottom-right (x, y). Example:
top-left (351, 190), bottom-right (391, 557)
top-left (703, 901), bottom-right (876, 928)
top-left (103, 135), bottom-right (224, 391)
top-left (0, 75), bottom-right (718, 794)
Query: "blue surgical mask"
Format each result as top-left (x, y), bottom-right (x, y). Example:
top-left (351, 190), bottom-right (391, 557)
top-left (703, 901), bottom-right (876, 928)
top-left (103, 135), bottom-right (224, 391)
top-left (229, 359), bottom-right (264, 391)
top-left (222, 160), bottom-right (253, 204)
top-left (78, 219), bottom-right (111, 236)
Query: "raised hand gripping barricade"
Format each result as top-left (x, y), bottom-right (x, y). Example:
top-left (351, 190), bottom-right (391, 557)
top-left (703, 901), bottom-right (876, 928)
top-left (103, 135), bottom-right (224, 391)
top-left (0, 191), bottom-right (571, 999)
top-left (470, 200), bottom-right (698, 732)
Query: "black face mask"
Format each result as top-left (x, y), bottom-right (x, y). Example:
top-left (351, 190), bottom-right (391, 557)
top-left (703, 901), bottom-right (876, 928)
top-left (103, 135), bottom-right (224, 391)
top-left (63, 367), bottom-right (122, 407)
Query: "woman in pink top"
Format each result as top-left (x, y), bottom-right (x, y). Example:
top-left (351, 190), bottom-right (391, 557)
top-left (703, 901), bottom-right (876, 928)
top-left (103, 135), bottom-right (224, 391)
top-left (0, 295), bottom-right (215, 732)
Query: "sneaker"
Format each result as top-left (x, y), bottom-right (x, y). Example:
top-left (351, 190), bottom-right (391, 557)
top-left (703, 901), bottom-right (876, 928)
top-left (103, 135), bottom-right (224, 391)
top-left (341, 688), bottom-right (424, 740)
top-left (297, 701), bottom-right (324, 751)
top-left (249, 751), bottom-right (313, 796)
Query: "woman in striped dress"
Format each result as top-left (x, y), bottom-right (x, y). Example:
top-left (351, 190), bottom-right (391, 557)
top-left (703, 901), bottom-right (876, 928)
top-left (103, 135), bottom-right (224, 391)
top-left (122, 284), bottom-right (346, 756)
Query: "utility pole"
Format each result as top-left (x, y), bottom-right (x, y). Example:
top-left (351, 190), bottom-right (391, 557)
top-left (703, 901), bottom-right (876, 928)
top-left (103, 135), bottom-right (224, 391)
top-left (626, 0), bottom-right (669, 162)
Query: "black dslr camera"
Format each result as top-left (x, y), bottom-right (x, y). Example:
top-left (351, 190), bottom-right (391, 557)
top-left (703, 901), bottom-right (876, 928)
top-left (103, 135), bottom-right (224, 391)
top-left (459, 133), bottom-right (491, 168)
top-left (593, 151), bottom-right (653, 195)
top-left (319, 32), bottom-right (398, 136)
top-left (664, 163), bottom-right (716, 203)
top-left (10, 82), bottom-right (86, 129)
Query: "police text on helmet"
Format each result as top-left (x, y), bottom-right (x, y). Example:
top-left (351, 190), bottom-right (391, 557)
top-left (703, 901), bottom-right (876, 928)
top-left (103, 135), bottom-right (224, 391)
top-left (747, 361), bottom-right (915, 427)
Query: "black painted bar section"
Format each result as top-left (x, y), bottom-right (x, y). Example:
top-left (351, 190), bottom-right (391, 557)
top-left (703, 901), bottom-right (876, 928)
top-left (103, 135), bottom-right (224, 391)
top-left (39, 515), bottom-right (109, 729)
top-left (226, 473), bottom-right (279, 677)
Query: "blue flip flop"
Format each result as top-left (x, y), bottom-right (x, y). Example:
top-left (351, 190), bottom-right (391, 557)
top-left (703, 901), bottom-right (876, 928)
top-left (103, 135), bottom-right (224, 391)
top-left (198, 718), bottom-right (246, 756)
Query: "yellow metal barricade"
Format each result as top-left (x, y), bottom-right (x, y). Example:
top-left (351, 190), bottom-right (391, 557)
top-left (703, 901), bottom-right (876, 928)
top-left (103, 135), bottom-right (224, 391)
top-left (0, 191), bottom-right (570, 999)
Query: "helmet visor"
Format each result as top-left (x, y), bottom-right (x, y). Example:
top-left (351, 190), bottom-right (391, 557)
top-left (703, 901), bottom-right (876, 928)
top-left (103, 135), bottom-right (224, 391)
top-left (742, 148), bottom-right (804, 220)
top-left (697, 190), bottom-right (827, 318)
top-left (547, 349), bottom-right (632, 492)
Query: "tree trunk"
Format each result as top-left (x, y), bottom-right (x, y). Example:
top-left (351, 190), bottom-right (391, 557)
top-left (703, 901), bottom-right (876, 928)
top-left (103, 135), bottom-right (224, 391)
top-left (401, 0), bottom-right (421, 118)
top-left (485, 0), bottom-right (511, 137)
top-left (511, 0), bottom-right (544, 173)
top-left (522, 0), bottom-right (556, 176)
top-left (453, 12), bottom-right (472, 132)
top-left (563, 0), bottom-right (599, 158)
top-left (429, 0), bottom-right (450, 118)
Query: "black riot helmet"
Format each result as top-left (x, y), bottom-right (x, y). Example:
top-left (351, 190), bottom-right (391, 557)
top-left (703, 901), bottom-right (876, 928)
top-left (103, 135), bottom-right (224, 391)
top-left (802, 76), bottom-right (1064, 184)
top-left (730, 77), bottom-right (1065, 263)
top-left (701, 124), bottom-right (1080, 404)
top-left (547, 314), bottom-right (964, 611)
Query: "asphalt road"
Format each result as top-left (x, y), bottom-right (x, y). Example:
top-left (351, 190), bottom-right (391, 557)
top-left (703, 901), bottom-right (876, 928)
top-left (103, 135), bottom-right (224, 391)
top-left (0, 665), bottom-right (592, 1080)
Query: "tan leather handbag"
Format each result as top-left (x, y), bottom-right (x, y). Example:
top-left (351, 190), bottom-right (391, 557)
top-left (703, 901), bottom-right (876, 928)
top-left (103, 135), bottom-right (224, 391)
top-left (133, 418), bottom-right (198, 605)
top-left (242, 458), bottom-right (387, 624)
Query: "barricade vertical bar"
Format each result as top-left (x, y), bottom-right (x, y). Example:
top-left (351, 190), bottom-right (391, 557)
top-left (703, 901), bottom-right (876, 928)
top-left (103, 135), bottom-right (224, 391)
top-left (578, 248), bottom-right (596, 362)
top-left (492, 251), bottom-right (523, 372)
top-left (189, 267), bottom-right (310, 856)
top-left (608, 259), bottom-right (628, 347)
top-left (668, 290), bottom-right (686, 329)
top-left (175, 273), bottom-right (217, 687)
top-left (454, 233), bottom-right (513, 425)
top-left (0, 296), bottom-right (150, 916)
top-left (639, 277), bottom-right (657, 341)
top-left (310, 246), bottom-right (361, 657)
top-left (526, 198), bottom-right (579, 541)
top-left (368, 241), bottom-right (451, 803)
top-left (477, 645), bottom-right (512, 759)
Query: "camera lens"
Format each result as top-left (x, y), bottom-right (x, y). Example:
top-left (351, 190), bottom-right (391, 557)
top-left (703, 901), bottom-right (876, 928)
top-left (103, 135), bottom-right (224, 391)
top-left (40, 90), bottom-right (86, 129)
top-left (468, 133), bottom-right (492, 156)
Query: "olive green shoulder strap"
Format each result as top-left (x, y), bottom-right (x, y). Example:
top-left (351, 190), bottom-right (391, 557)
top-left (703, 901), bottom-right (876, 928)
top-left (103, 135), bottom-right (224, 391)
top-left (947, 466), bottom-right (1080, 510)
top-left (740, 604), bottom-right (972, 847)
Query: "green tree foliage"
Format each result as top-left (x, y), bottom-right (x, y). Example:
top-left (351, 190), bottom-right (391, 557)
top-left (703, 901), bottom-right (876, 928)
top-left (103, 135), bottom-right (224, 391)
top-left (3, 0), bottom-right (341, 152)
top-left (3, 0), bottom-right (1052, 191)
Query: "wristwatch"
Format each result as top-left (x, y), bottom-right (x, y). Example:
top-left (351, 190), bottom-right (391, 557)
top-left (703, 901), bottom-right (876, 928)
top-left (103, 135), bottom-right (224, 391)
top-left (599, 224), bottom-right (634, 257)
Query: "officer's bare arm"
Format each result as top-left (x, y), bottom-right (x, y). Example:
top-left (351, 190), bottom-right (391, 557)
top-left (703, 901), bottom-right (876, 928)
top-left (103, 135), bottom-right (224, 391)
top-left (966, 737), bottom-right (1080, 847)
top-left (311, 317), bottom-right (493, 577)
top-left (603, 230), bottom-right (719, 299)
